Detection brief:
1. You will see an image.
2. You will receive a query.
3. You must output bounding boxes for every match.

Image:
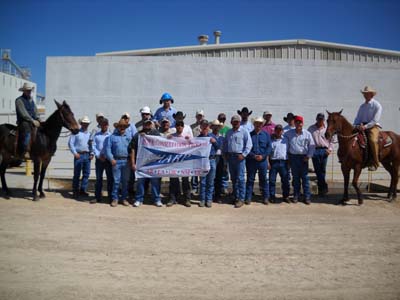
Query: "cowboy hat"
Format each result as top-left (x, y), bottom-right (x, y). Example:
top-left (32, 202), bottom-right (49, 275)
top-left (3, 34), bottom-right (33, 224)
top-left (173, 111), bottom-right (186, 120)
top-left (96, 112), bottom-right (105, 118)
top-left (252, 116), bottom-right (264, 124)
top-left (360, 86), bottom-right (377, 96)
top-left (79, 116), bottom-right (91, 124)
top-left (283, 113), bottom-right (295, 122)
top-left (210, 119), bottom-right (223, 127)
top-left (18, 82), bottom-right (35, 92)
top-left (114, 119), bottom-right (129, 129)
top-left (237, 107), bottom-right (252, 116)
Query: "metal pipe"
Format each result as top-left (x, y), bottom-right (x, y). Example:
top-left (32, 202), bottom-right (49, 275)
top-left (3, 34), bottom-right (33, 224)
top-left (214, 31), bottom-right (221, 44)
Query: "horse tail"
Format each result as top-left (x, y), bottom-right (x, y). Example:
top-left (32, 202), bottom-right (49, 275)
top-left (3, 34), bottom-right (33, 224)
top-left (0, 124), bottom-right (17, 155)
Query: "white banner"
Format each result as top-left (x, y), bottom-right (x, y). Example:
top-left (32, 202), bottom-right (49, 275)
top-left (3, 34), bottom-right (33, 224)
top-left (135, 135), bottom-right (212, 178)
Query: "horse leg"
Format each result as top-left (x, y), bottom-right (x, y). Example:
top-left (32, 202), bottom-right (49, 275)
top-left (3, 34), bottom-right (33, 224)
top-left (341, 164), bottom-right (350, 205)
top-left (381, 161), bottom-right (394, 200)
top-left (0, 163), bottom-right (11, 198)
top-left (352, 164), bottom-right (363, 205)
top-left (38, 159), bottom-right (50, 198)
top-left (32, 160), bottom-right (41, 201)
top-left (390, 163), bottom-right (399, 201)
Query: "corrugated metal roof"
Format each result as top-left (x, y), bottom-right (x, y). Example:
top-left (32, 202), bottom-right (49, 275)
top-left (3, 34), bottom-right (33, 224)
top-left (96, 39), bottom-right (400, 57)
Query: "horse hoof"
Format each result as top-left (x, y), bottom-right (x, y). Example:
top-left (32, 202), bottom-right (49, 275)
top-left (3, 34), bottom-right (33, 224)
top-left (39, 192), bottom-right (46, 198)
top-left (32, 196), bottom-right (40, 202)
top-left (3, 190), bottom-right (11, 199)
top-left (358, 199), bottom-right (363, 205)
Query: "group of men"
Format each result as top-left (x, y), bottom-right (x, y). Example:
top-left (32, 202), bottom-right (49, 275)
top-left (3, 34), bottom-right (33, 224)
top-left (14, 85), bottom-right (382, 208)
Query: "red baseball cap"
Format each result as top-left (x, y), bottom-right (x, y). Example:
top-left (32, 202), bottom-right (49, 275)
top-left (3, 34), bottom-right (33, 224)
top-left (294, 115), bottom-right (304, 123)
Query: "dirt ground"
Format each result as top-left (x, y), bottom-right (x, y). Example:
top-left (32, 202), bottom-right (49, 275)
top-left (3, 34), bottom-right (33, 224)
top-left (0, 184), bottom-right (400, 300)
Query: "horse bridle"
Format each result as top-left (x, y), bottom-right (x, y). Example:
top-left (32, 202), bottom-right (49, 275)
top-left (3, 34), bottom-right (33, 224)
top-left (58, 105), bottom-right (75, 133)
top-left (327, 120), bottom-right (358, 139)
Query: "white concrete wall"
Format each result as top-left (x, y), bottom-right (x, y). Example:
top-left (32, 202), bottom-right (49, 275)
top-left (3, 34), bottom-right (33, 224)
top-left (46, 56), bottom-right (400, 180)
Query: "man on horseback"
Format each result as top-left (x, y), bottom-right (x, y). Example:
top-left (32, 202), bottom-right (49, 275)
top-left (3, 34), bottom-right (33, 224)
top-left (354, 86), bottom-right (382, 171)
top-left (15, 83), bottom-right (41, 159)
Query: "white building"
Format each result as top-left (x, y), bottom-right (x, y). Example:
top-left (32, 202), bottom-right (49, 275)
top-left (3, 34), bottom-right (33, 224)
top-left (0, 49), bottom-right (43, 124)
top-left (46, 35), bottom-right (400, 180)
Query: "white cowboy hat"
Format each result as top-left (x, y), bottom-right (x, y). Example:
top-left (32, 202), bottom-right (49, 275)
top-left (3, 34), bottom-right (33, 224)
top-left (140, 106), bottom-right (151, 114)
top-left (80, 116), bottom-right (91, 124)
top-left (96, 112), bottom-right (104, 118)
top-left (252, 116), bottom-right (264, 124)
top-left (210, 119), bottom-right (222, 127)
top-left (18, 82), bottom-right (35, 92)
top-left (360, 86), bottom-right (377, 95)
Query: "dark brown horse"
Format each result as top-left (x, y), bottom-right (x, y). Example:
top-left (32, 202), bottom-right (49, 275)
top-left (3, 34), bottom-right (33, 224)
top-left (0, 100), bottom-right (79, 200)
top-left (325, 110), bottom-right (400, 205)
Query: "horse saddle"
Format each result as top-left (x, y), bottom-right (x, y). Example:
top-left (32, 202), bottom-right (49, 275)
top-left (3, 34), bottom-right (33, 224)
top-left (356, 131), bottom-right (393, 149)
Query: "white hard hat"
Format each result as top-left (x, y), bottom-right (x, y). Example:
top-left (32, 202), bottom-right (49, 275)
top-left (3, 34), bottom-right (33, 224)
top-left (140, 106), bottom-right (151, 114)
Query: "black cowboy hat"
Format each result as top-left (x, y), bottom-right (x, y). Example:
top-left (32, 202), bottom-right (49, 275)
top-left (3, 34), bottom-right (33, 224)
top-left (172, 111), bottom-right (186, 120)
top-left (237, 107), bottom-right (252, 116)
top-left (283, 113), bottom-right (295, 122)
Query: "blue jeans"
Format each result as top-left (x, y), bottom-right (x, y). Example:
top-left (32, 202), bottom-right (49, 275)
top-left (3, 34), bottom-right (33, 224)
top-left (135, 177), bottom-right (161, 203)
top-left (17, 121), bottom-right (32, 155)
top-left (111, 159), bottom-right (129, 200)
top-left (269, 160), bottom-right (290, 198)
top-left (215, 156), bottom-right (229, 196)
top-left (191, 176), bottom-right (199, 193)
top-left (312, 148), bottom-right (329, 192)
top-left (95, 158), bottom-right (113, 200)
top-left (245, 159), bottom-right (269, 201)
top-left (289, 154), bottom-right (311, 199)
top-left (200, 158), bottom-right (217, 202)
top-left (72, 153), bottom-right (91, 192)
top-left (228, 154), bottom-right (246, 201)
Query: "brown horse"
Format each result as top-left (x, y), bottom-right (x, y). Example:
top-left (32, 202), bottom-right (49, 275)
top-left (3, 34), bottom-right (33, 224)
top-left (0, 100), bottom-right (79, 200)
top-left (325, 110), bottom-right (400, 205)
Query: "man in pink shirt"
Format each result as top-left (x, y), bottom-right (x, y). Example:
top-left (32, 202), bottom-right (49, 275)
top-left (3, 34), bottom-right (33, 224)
top-left (261, 111), bottom-right (276, 136)
top-left (308, 113), bottom-right (333, 196)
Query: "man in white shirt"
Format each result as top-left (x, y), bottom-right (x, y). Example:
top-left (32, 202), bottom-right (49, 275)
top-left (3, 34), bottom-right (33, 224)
top-left (172, 111), bottom-right (193, 138)
top-left (269, 124), bottom-right (290, 202)
top-left (353, 86), bottom-right (382, 171)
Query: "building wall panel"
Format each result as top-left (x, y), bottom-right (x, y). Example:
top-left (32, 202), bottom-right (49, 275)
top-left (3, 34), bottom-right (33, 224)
top-left (46, 56), bottom-right (400, 179)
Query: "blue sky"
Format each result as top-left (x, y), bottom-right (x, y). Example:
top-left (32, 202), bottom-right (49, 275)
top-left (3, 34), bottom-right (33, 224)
top-left (1, 0), bottom-right (399, 95)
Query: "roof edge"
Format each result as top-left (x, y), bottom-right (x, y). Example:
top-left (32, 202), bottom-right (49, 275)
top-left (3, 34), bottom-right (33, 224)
top-left (96, 39), bottom-right (400, 57)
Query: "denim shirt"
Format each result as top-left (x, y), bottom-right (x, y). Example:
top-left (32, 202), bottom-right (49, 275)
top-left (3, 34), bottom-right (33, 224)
top-left (198, 132), bottom-right (220, 157)
top-left (68, 128), bottom-right (91, 155)
top-left (223, 127), bottom-right (253, 157)
top-left (92, 130), bottom-right (111, 158)
top-left (105, 132), bottom-right (131, 161)
top-left (153, 106), bottom-right (177, 127)
top-left (247, 130), bottom-right (272, 161)
top-left (284, 129), bottom-right (315, 157)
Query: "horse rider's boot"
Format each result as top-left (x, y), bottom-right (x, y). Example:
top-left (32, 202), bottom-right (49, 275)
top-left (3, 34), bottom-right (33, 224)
top-left (368, 127), bottom-right (380, 171)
